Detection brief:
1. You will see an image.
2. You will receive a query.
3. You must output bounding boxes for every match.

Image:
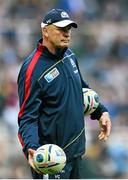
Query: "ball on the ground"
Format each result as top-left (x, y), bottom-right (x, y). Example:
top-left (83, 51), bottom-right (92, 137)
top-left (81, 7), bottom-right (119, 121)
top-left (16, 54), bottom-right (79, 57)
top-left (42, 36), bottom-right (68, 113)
top-left (33, 144), bottom-right (66, 174)
top-left (83, 88), bottom-right (99, 115)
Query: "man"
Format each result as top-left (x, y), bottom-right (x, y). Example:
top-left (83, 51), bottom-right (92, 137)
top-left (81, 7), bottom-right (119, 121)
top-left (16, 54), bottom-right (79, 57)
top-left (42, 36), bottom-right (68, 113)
top-left (17, 9), bottom-right (111, 179)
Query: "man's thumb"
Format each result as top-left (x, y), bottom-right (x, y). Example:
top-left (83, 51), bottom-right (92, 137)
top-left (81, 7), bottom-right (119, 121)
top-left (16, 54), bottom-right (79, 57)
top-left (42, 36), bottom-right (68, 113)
top-left (28, 148), bottom-right (35, 157)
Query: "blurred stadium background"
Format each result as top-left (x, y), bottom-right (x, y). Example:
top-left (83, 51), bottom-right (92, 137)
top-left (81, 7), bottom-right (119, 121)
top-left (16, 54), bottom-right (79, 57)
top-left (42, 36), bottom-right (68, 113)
top-left (0, 0), bottom-right (128, 178)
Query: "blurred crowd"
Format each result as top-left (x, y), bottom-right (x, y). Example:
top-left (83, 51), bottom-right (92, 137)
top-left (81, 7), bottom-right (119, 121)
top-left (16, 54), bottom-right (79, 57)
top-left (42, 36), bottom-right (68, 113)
top-left (0, 0), bottom-right (128, 178)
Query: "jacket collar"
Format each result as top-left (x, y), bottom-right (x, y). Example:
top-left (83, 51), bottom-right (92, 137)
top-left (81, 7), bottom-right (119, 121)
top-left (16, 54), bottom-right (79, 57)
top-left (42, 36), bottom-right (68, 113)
top-left (37, 38), bottom-right (67, 60)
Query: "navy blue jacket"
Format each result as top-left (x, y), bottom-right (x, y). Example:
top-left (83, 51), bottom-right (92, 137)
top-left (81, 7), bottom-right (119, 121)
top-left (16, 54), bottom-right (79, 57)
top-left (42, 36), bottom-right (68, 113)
top-left (17, 39), bottom-right (107, 160)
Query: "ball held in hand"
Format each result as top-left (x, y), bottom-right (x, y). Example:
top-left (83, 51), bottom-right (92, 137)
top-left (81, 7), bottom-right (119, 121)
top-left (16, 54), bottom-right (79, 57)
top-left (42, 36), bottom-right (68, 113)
top-left (83, 88), bottom-right (99, 115)
top-left (33, 144), bottom-right (66, 174)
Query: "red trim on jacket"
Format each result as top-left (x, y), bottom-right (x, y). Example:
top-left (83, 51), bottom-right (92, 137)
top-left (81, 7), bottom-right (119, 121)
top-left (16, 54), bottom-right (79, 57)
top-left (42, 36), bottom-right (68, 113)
top-left (18, 50), bottom-right (42, 119)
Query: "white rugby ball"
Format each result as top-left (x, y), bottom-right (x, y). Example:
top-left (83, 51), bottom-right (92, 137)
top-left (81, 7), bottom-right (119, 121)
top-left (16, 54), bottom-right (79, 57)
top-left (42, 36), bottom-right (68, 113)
top-left (83, 88), bottom-right (99, 115)
top-left (33, 144), bottom-right (66, 174)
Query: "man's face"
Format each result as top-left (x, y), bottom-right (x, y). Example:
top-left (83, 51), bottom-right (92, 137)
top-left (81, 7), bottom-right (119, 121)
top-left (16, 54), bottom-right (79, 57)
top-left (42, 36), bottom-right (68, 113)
top-left (44, 25), bottom-right (72, 49)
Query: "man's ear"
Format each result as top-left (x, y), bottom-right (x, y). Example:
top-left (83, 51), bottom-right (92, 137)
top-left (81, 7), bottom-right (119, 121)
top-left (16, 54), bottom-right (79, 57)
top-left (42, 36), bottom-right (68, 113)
top-left (42, 27), bottom-right (49, 38)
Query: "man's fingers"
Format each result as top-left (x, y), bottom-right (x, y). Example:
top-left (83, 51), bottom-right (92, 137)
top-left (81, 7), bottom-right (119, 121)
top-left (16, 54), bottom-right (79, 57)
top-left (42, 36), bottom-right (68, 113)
top-left (99, 116), bottom-right (111, 141)
top-left (98, 131), bottom-right (108, 141)
top-left (106, 121), bottom-right (111, 136)
top-left (28, 149), bottom-right (41, 174)
top-left (98, 132), bottom-right (105, 140)
top-left (99, 112), bottom-right (112, 139)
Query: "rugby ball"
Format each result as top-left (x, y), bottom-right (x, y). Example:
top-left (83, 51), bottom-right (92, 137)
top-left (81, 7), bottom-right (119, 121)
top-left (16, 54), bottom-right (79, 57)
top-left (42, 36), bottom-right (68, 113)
top-left (83, 88), bottom-right (99, 115)
top-left (33, 144), bottom-right (66, 174)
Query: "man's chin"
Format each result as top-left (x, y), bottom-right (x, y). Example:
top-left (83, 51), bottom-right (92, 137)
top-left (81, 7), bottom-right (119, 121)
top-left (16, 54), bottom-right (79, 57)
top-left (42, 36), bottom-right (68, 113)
top-left (59, 43), bottom-right (69, 49)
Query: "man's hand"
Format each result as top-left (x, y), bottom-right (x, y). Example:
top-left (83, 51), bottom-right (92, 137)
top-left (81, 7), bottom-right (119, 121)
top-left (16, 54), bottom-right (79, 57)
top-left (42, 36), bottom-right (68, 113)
top-left (98, 112), bottom-right (111, 141)
top-left (28, 148), bottom-right (41, 174)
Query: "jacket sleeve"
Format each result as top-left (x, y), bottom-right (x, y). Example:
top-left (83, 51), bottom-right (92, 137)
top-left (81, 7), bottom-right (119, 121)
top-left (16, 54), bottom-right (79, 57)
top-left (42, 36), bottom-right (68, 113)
top-left (75, 57), bottom-right (108, 120)
top-left (18, 73), bottom-right (42, 158)
top-left (90, 103), bottom-right (108, 120)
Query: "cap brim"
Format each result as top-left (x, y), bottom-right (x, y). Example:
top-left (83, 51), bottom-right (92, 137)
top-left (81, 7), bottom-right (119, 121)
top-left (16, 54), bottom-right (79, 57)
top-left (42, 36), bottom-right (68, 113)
top-left (41, 19), bottom-right (77, 28)
top-left (41, 22), bottom-right (48, 28)
top-left (53, 20), bottom-right (77, 28)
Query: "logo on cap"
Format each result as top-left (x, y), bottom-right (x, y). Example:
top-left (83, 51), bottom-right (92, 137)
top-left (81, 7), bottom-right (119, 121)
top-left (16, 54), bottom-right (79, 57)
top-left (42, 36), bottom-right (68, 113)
top-left (46, 19), bottom-right (52, 24)
top-left (61, 11), bottom-right (69, 18)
